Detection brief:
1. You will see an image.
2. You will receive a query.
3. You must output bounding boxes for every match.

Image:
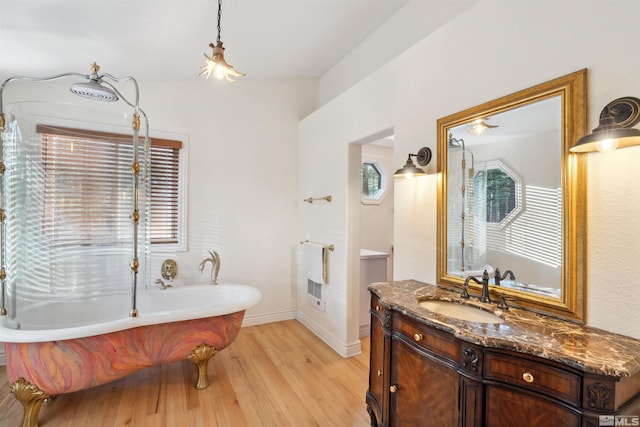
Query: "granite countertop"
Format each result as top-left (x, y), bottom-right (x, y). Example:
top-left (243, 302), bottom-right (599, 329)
top-left (369, 280), bottom-right (640, 378)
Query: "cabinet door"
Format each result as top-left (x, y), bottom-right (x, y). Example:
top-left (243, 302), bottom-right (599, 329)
top-left (366, 295), bottom-right (391, 427)
top-left (460, 377), bottom-right (483, 427)
top-left (486, 385), bottom-right (580, 427)
top-left (389, 337), bottom-right (459, 427)
top-left (367, 307), bottom-right (387, 426)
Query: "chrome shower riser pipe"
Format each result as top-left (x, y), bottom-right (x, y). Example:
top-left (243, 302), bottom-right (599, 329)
top-left (0, 68), bottom-right (148, 319)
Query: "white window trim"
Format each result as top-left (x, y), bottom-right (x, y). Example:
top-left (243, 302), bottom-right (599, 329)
top-left (30, 115), bottom-right (188, 252)
top-left (361, 158), bottom-right (389, 205)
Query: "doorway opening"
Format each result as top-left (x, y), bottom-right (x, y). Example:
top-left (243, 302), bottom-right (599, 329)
top-left (354, 130), bottom-right (394, 338)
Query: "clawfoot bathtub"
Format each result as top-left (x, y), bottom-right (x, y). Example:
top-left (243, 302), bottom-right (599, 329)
top-left (0, 283), bottom-right (261, 427)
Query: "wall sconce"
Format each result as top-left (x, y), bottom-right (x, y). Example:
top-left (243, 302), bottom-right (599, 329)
top-left (571, 96), bottom-right (640, 153)
top-left (393, 147), bottom-right (432, 178)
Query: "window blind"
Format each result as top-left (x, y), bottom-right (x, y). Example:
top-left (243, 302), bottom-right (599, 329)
top-left (37, 125), bottom-right (182, 246)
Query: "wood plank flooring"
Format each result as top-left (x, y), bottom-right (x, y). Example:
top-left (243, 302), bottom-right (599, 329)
top-left (0, 320), bottom-right (371, 427)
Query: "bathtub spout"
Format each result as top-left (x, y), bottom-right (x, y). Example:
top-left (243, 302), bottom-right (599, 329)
top-left (199, 250), bottom-right (221, 285)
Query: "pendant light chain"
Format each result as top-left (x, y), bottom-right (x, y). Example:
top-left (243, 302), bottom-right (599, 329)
top-left (217, 0), bottom-right (222, 44)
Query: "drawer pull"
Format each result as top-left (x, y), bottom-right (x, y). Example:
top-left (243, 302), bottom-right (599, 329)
top-left (522, 372), bottom-right (534, 383)
top-left (375, 305), bottom-right (380, 312)
top-left (389, 385), bottom-right (398, 393)
top-left (377, 370), bottom-right (383, 377)
top-left (414, 333), bottom-right (423, 342)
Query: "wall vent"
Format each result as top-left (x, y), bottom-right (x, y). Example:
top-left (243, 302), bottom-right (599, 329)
top-left (307, 279), bottom-right (325, 311)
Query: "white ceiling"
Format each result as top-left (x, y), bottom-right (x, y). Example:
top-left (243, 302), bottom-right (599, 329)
top-left (0, 0), bottom-right (478, 82)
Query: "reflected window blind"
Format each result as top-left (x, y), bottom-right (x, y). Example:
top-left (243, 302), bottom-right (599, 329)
top-left (37, 125), bottom-right (182, 246)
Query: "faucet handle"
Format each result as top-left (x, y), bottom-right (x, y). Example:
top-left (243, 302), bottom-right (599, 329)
top-left (497, 293), bottom-right (516, 310)
top-left (460, 284), bottom-right (470, 299)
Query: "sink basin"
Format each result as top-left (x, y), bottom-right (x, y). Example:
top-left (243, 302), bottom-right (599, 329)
top-left (419, 300), bottom-right (504, 324)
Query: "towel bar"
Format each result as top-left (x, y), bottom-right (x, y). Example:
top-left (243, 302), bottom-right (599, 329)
top-left (299, 240), bottom-right (334, 251)
top-left (303, 195), bottom-right (332, 203)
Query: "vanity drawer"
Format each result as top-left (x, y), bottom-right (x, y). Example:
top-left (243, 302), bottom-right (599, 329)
top-left (392, 314), bottom-right (458, 361)
top-left (485, 352), bottom-right (581, 406)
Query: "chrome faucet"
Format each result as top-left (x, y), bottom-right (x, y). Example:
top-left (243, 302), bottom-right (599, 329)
top-left (461, 269), bottom-right (491, 303)
top-left (199, 250), bottom-right (221, 285)
top-left (155, 278), bottom-right (172, 290)
top-left (494, 268), bottom-right (516, 287)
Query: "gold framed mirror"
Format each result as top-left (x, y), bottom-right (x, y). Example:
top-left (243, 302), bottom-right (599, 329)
top-left (436, 69), bottom-right (587, 322)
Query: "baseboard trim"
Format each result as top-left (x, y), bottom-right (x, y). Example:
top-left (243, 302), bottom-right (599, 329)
top-left (242, 309), bottom-right (296, 327)
top-left (296, 310), bottom-right (362, 358)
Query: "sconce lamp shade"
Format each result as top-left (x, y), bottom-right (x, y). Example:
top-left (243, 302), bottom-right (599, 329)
top-left (394, 147), bottom-right (432, 178)
top-left (571, 96), bottom-right (640, 153)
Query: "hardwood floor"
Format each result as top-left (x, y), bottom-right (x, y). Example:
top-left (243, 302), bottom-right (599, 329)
top-left (0, 320), bottom-right (371, 427)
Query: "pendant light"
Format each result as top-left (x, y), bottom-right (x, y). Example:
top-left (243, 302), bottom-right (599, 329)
top-left (468, 117), bottom-right (498, 135)
top-left (200, 0), bottom-right (245, 82)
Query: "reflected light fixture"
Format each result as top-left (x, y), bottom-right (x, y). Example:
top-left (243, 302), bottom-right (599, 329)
top-left (394, 147), bottom-right (432, 178)
top-left (200, 0), bottom-right (245, 82)
top-left (571, 96), bottom-right (640, 153)
top-left (468, 117), bottom-right (498, 134)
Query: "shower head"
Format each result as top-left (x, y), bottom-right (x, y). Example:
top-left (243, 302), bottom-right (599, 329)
top-left (69, 62), bottom-right (119, 102)
top-left (70, 80), bottom-right (118, 102)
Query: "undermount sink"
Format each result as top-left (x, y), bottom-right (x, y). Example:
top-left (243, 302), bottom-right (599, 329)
top-left (418, 300), bottom-right (504, 324)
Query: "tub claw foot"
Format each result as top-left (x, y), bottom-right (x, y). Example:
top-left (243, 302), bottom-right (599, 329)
top-left (188, 343), bottom-right (218, 390)
top-left (10, 377), bottom-right (51, 427)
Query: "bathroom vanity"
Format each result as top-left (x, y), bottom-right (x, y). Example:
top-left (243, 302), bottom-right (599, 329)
top-left (366, 280), bottom-right (640, 427)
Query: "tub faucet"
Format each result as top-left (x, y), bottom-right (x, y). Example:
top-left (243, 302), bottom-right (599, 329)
top-left (461, 269), bottom-right (491, 303)
top-left (155, 279), bottom-right (172, 290)
top-left (494, 268), bottom-right (516, 287)
top-left (199, 250), bottom-right (221, 285)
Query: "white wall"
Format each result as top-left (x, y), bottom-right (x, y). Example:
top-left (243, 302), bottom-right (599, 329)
top-left (140, 79), bottom-right (317, 326)
top-left (318, 0), bottom-right (481, 106)
top-left (298, 0), bottom-right (640, 352)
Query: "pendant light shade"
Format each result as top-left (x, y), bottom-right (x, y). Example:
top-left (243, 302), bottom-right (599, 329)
top-left (200, 0), bottom-right (245, 82)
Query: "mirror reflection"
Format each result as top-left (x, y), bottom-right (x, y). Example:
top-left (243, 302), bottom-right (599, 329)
top-left (437, 69), bottom-right (587, 321)
top-left (446, 96), bottom-right (562, 298)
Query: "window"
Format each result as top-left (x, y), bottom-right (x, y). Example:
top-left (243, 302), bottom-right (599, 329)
top-left (472, 159), bottom-right (522, 227)
top-left (361, 162), bottom-right (385, 203)
top-left (474, 168), bottom-right (516, 223)
top-left (37, 125), bottom-right (184, 247)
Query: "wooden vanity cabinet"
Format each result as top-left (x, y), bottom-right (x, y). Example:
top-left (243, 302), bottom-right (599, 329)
top-left (366, 293), bottom-right (640, 427)
top-left (367, 294), bottom-right (483, 427)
